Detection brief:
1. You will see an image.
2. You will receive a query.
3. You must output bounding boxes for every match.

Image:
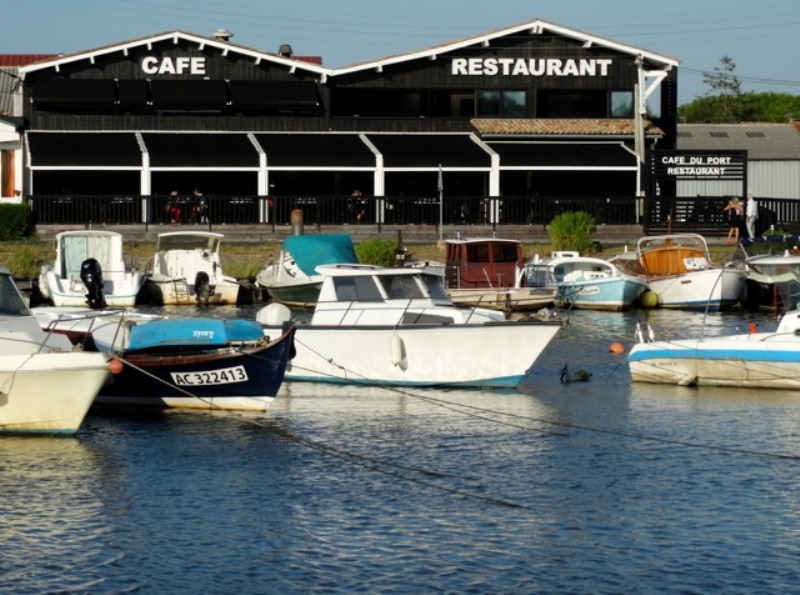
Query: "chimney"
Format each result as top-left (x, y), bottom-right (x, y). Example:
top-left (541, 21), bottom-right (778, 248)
top-left (213, 29), bottom-right (233, 42)
top-left (278, 44), bottom-right (293, 58)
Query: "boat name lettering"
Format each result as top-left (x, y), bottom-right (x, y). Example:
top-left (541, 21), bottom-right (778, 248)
top-left (171, 365), bottom-right (248, 386)
top-left (141, 56), bottom-right (206, 75)
top-left (193, 330), bottom-right (215, 339)
top-left (451, 58), bottom-right (612, 77)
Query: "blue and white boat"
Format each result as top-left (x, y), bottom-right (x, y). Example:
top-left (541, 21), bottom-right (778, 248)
top-left (36, 311), bottom-right (296, 411)
top-left (526, 251), bottom-right (648, 311)
top-left (629, 309), bottom-right (800, 388)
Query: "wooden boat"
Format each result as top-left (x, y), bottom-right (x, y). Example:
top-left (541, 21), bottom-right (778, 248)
top-left (255, 233), bottom-right (357, 308)
top-left (35, 309), bottom-right (296, 412)
top-left (444, 237), bottom-right (555, 312)
top-left (141, 231), bottom-right (242, 306)
top-left (609, 234), bottom-right (746, 311)
top-left (629, 309), bottom-right (800, 389)
top-left (37, 230), bottom-right (145, 308)
top-left (527, 251), bottom-right (648, 311)
top-left (258, 263), bottom-right (563, 388)
top-left (0, 268), bottom-right (111, 434)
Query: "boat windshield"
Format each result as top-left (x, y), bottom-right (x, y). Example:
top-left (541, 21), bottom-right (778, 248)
top-left (419, 273), bottom-right (449, 299)
top-left (0, 274), bottom-right (31, 316)
top-left (377, 274), bottom-right (426, 299)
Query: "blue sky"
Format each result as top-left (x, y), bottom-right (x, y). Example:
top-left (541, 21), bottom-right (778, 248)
top-left (6, 0), bottom-right (800, 106)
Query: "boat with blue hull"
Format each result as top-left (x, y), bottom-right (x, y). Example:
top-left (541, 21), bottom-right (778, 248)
top-left (527, 251), bottom-right (648, 311)
top-left (36, 312), bottom-right (296, 411)
top-left (629, 309), bottom-right (800, 388)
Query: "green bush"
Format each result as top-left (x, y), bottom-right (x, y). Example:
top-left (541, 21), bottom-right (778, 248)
top-left (548, 211), bottom-right (597, 254)
top-left (355, 238), bottom-right (396, 267)
top-left (0, 204), bottom-right (30, 240)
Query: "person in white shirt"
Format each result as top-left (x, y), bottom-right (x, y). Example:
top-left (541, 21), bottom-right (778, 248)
top-left (745, 192), bottom-right (758, 238)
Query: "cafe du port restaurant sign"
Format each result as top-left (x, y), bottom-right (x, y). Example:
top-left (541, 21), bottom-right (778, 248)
top-left (651, 150), bottom-right (747, 180)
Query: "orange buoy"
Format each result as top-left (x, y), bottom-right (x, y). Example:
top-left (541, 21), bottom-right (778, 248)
top-left (609, 342), bottom-right (625, 354)
top-left (108, 358), bottom-right (124, 374)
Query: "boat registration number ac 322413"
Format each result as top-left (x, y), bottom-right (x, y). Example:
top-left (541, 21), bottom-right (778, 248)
top-left (171, 366), bottom-right (248, 386)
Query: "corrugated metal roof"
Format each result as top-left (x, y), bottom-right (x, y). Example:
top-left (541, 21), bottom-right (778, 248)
top-left (677, 123), bottom-right (800, 160)
top-left (472, 118), bottom-right (663, 137)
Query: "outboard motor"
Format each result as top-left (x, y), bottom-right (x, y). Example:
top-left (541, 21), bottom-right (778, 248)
top-left (80, 257), bottom-right (107, 309)
top-left (194, 271), bottom-right (214, 306)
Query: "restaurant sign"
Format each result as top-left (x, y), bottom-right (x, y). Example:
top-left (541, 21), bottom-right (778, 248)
top-left (651, 150), bottom-right (746, 180)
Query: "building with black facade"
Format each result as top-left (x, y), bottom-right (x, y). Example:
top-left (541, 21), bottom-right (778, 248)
top-left (10, 19), bottom-right (679, 223)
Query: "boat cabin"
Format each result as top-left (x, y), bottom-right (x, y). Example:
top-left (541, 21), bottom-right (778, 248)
top-left (445, 238), bottom-right (524, 289)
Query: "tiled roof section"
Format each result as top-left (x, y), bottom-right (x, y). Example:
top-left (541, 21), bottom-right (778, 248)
top-left (472, 118), bottom-right (663, 136)
top-left (677, 123), bottom-right (800, 160)
top-left (0, 54), bottom-right (57, 66)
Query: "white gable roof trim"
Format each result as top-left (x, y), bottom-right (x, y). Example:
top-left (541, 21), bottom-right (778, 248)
top-left (332, 18), bottom-right (680, 75)
top-left (17, 31), bottom-right (327, 77)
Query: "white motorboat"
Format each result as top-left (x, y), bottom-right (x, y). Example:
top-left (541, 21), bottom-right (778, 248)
top-left (527, 251), bottom-right (648, 311)
top-left (0, 268), bottom-right (112, 434)
top-left (610, 234), bottom-right (746, 311)
top-left (255, 233), bottom-right (357, 308)
top-left (37, 230), bottom-right (145, 308)
top-left (257, 263), bottom-right (563, 388)
top-left (141, 231), bottom-right (242, 306)
top-left (629, 309), bottom-right (800, 389)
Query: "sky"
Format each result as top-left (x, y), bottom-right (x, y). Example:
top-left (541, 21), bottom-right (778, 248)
top-left (5, 0), bottom-right (800, 106)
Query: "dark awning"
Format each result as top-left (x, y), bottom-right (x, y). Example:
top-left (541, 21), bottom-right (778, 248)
top-left (149, 80), bottom-right (228, 110)
top-left (254, 133), bottom-right (374, 167)
top-left (366, 134), bottom-right (491, 168)
top-left (488, 142), bottom-right (637, 168)
top-left (141, 133), bottom-right (260, 167)
top-left (27, 132), bottom-right (142, 166)
top-left (31, 79), bottom-right (117, 107)
top-left (229, 81), bottom-right (320, 110)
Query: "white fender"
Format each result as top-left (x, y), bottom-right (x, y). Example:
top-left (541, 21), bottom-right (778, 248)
top-left (390, 332), bottom-right (406, 367)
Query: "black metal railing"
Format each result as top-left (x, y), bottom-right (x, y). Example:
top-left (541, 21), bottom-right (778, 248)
top-left (25, 194), bottom-right (800, 235)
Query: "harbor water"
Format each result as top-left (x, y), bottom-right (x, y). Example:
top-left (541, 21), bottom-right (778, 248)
top-left (2, 306), bottom-right (800, 593)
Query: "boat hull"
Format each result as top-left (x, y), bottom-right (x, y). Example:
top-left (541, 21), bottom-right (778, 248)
top-left (646, 269), bottom-right (746, 310)
top-left (40, 269), bottom-right (142, 308)
top-left (556, 277), bottom-right (647, 311)
top-left (97, 326), bottom-right (296, 411)
top-left (143, 278), bottom-right (240, 306)
top-left (0, 352), bottom-right (110, 434)
top-left (262, 280), bottom-right (323, 309)
top-left (262, 321), bottom-right (562, 388)
top-left (629, 336), bottom-right (800, 388)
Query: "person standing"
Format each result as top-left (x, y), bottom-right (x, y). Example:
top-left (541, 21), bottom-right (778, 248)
top-left (746, 192), bottom-right (758, 238)
top-left (723, 196), bottom-right (743, 244)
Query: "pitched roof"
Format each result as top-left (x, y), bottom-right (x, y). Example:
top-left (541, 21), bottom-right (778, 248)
top-left (333, 18), bottom-right (679, 74)
top-left (0, 54), bottom-right (57, 67)
top-left (17, 31), bottom-right (326, 76)
top-left (472, 118), bottom-right (663, 137)
top-left (677, 123), bottom-right (800, 160)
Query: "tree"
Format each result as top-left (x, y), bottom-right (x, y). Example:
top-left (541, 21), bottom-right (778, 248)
top-left (699, 55), bottom-right (742, 122)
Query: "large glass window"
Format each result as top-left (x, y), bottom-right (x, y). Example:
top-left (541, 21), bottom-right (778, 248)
top-left (476, 90), bottom-right (526, 117)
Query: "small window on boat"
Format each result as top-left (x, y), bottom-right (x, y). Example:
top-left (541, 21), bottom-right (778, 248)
top-left (421, 274), bottom-right (449, 299)
top-left (333, 276), bottom-right (383, 301)
top-left (0, 275), bottom-right (29, 316)
top-left (379, 275), bottom-right (425, 299)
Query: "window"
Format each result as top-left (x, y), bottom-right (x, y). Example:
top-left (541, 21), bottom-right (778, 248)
top-left (610, 91), bottom-right (633, 117)
top-left (476, 90), bottom-right (526, 117)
